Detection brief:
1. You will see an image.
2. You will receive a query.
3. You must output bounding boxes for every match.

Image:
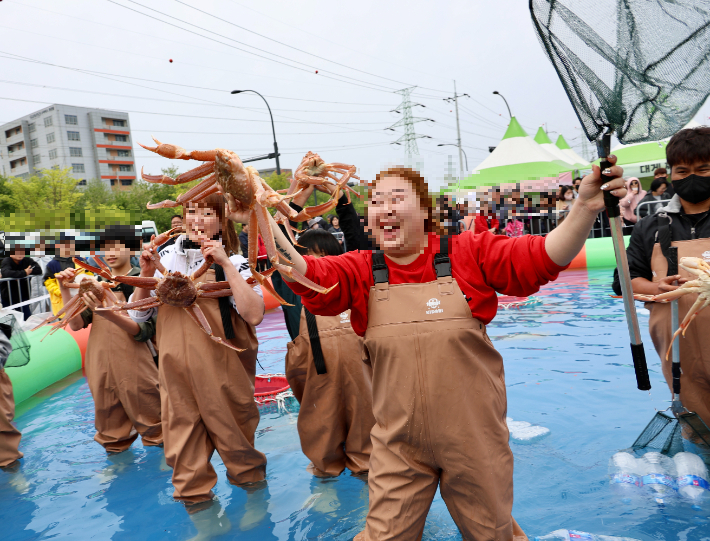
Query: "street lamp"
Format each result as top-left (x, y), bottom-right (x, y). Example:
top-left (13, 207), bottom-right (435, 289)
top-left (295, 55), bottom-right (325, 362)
top-left (231, 89), bottom-right (281, 175)
top-left (492, 91), bottom-right (512, 120)
top-left (437, 144), bottom-right (468, 171)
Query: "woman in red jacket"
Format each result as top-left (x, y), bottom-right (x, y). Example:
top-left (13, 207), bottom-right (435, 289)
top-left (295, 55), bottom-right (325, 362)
top-left (227, 160), bottom-right (626, 541)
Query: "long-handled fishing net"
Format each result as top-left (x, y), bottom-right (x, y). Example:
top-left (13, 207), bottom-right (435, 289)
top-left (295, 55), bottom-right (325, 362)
top-left (0, 313), bottom-right (31, 368)
top-left (530, 0), bottom-right (710, 456)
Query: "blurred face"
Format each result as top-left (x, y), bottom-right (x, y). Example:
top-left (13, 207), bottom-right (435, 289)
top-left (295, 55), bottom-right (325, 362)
top-left (564, 190), bottom-right (574, 201)
top-left (629, 180), bottom-right (640, 193)
top-left (102, 241), bottom-right (131, 269)
top-left (331, 217), bottom-right (339, 228)
top-left (672, 161), bottom-right (710, 181)
top-left (368, 175), bottom-right (428, 256)
top-left (655, 183), bottom-right (667, 195)
top-left (171, 216), bottom-right (184, 230)
top-left (573, 180), bottom-right (581, 191)
top-left (10, 249), bottom-right (25, 262)
top-left (57, 242), bottom-right (73, 258)
top-left (185, 204), bottom-right (221, 244)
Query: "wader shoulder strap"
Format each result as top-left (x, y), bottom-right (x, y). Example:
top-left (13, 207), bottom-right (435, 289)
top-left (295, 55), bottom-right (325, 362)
top-left (434, 236), bottom-right (452, 278)
top-left (211, 263), bottom-right (236, 340)
top-left (657, 215), bottom-right (678, 275)
top-left (304, 308), bottom-right (327, 374)
top-left (372, 251), bottom-right (389, 284)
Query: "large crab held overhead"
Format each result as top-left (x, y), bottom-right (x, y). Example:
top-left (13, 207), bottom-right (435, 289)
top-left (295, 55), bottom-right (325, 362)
top-left (635, 256), bottom-right (710, 360)
top-left (137, 138), bottom-right (337, 300)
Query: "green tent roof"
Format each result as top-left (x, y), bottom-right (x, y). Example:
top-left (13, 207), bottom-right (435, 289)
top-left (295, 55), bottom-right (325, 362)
top-left (534, 127), bottom-right (554, 145)
top-left (556, 135), bottom-right (572, 150)
top-left (502, 117), bottom-right (528, 140)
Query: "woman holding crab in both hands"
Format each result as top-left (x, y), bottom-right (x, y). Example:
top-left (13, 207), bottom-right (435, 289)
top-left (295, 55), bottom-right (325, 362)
top-left (128, 192), bottom-right (267, 507)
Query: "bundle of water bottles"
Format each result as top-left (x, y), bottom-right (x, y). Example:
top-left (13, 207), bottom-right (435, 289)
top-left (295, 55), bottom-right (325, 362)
top-left (608, 451), bottom-right (709, 502)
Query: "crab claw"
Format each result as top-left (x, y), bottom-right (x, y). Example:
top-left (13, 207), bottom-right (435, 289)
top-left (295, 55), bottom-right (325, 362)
top-left (73, 256), bottom-right (114, 281)
top-left (138, 136), bottom-right (191, 160)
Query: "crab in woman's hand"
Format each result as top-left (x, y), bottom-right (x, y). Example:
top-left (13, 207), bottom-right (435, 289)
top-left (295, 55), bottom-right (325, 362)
top-left (31, 271), bottom-right (120, 339)
top-left (137, 138), bottom-right (336, 300)
top-left (634, 256), bottom-right (710, 359)
top-left (71, 256), bottom-right (271, 352)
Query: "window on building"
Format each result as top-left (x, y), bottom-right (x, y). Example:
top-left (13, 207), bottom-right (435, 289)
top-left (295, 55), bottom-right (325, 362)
top-left (34, 154), bottom-right (41, 165)
top-left (117, 149), bottom-right (131, 157)
top-left (28, 122), bottom-right (36, 133)
top-left (65, 115), bottom-right (78, 125)
top-left (118, 164), bottom-right (132, 172)
top-left (120, 179), bottom-right (133, 186)
top-left (113, 119), bottom-right (126, 127)
top-left (72, 163), bottom-right (85, 173)
top-left (110, 179), bottom-right (117, 186)
top-left (67, 131), bottom-right (80, 141)
top-left (69, 147), bottom-right (83, 157)
top-left (44, 116), bottom-right (53, 127)
top-left (77, 180), bottom-right (87, 186)
top-left (49, 149), bottom-right (58, 160)
top-left (31, 138), bottom-right (38, 149)
top-left (46, 132), bottom-right (55, 144)
top-left (114, 134), bottom-right (128, 142)
top-left (5, 126), bottom-right (22, 138)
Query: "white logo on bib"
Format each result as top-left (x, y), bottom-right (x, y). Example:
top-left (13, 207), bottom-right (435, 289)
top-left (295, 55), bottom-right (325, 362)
top-left (426, 298), bottom-right (443, 315)
top-left (702, 250), bottom-right (710, 262)
top-left (339, 312), bottom-right (350, 324)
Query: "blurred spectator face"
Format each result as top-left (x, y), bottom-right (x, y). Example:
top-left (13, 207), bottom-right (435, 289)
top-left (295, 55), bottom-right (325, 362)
top-left (10, 249), bottom-right (26, 262)
top-left (331, 217), bottom-right (340, 229)
top-left (185, 205), bottom-right (220, 244)
top-left (242, 223), bottom-right (249, 233)
top-left (57, 241), bottom-right (74, 258)
top-left (629, 179), bottom-right (641, 193)
top-left (171, 215), bottom-right (184, 230)
top-left (573, 178), bottom-right (582, 191)
top-left (102, 241), bottom-right (132, 270)
top-left (656, 183), bottom-right (667, 195)
top-left (564, 189), bottom-right (574, 201)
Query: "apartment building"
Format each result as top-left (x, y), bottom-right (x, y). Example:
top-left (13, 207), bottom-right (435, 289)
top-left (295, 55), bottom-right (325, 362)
top-left (0, 104), bottom-right (136, 189)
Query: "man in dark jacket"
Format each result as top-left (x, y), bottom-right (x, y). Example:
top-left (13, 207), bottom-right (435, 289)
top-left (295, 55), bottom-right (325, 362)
top-left (627, 126), bottom-right (710, 427)
top-left (1, 247), bottom-right (42, 320)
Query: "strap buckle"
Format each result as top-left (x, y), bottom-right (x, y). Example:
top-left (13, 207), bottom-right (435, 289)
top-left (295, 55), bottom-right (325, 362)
top-left (434, 255), bottom-right (451, 278)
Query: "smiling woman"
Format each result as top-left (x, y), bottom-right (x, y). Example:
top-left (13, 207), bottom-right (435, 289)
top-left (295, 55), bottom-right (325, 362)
top-left (261, 161), bottom-right (626, 540)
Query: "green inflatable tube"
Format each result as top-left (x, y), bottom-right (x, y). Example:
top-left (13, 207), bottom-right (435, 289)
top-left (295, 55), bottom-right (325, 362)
top-left (5, 328), bottom-right (82, 406)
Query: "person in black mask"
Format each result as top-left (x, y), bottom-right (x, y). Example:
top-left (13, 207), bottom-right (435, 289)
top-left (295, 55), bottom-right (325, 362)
top-left (626, 125), bottom-right (710, 427)
top-left (654, 167), bottom-right (674, 197)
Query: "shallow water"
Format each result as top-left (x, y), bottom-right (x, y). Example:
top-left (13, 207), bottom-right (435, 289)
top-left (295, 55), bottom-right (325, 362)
top-left (2, 268), bottom-right (710, 541)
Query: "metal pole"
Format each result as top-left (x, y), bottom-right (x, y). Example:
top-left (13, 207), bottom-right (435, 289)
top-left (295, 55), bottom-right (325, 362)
top-left (231, 90), bottom-right (281, 175)
top-left (493, 91), bottom-right (512, 120)
top-left (453, 81), bottom-right (464, 195)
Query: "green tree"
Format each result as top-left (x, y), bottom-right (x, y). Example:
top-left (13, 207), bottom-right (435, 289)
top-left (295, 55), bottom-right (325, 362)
top-left (0, 175), bottom-right (16, 216)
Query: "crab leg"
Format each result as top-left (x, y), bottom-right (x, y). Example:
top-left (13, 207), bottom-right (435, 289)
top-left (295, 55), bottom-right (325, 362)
top-left (142, 162), bottom-right (215, 186)
top-left (665, 295), bottom-right (710, 360)
top-left (31, 293), bottom-right (83, 330)
top-left (190, 256), bottom-right (213, 281)
top-left (185, 305), bottom-right (245, 352)
top-left (106, 275), bottom-right (160, 290)
top-left (256, 204), bottom-right (336, 295)
top-left (97, 296), bottom-right (163, 312)
top-left (139, 137), bottom-right (217, 162)
top-left (191, 183), bottom-right (221, 203)
top-left (199, 289), bottom-right (236, 299)
top-left (147, 199), bottom-right (180, 209)
top-left (41, 299), bottom-right (89, 340)
top-left (73, 257), bottom-right (114, 281)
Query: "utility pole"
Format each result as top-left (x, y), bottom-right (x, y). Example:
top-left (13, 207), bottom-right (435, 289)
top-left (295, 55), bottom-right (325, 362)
top-left (387, 87), bottom-right (434, 159)
top-left (444, 82), bottom-right (469, 194)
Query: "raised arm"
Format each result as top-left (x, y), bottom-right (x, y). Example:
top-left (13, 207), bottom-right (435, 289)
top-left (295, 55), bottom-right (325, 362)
top-left (545, 157), bottom-right (626, 266)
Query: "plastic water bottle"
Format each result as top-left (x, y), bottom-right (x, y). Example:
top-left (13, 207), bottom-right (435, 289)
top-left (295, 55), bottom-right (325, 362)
top-left (674, 452), bottom-right (709, 501)
top-left (534, 529), bottom-right (641, 541)
top-left (640, 452), bottom-right (677, 496)
top-left (608, 452), bottom-right (642, 497)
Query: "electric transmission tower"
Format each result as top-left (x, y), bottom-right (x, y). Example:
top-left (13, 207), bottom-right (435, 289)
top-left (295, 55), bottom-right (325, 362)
top-left (387, 87), bottom-right (434, 158)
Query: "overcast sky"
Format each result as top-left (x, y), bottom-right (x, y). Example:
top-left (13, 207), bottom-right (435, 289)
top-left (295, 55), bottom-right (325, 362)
top-left (1, 0), bottom-right (709, 191)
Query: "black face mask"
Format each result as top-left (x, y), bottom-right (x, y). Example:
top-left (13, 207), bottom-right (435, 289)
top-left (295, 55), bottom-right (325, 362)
top-left (672, 174), bottom-right (710, 204)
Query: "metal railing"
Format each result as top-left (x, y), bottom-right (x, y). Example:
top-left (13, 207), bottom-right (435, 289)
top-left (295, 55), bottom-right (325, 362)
top-left (0, 276), bottom-right (50, 313)
top-left (635, 200), bottom-right (670, 218)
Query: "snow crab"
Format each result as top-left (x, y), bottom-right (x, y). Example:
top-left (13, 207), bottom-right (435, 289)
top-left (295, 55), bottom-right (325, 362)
top-left (137, 138), bottom-right (336, 301)
top-left (31, 273), bottom-right (119, 338)
top-left (73, 255), bottom-right (274, 352)
top-left (635, 256), bottom-right (710, 360)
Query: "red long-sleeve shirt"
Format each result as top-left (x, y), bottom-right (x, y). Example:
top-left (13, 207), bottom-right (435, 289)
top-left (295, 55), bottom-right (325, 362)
top-left (288, 231), bottom-right (567, 337)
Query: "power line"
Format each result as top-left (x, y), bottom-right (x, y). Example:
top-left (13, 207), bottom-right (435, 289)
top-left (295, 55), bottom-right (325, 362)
top-left (170, 0), bottom-right (449, 94)
top-left (104, 0), bottom-right (404, 95)
top-left (387, 88), bottom-right (434, 157)
top-left (0, 51), bottom-right (393, 106)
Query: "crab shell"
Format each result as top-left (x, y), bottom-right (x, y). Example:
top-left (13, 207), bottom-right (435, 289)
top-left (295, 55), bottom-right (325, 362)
top-left (213, 148), bottom-right (255, 210)
top-left (79, 278), bottom-right (109, 301)
top-left (301, 151), bottom-right (326, 176)
top-left (155, 273), bottom-right (199, 308)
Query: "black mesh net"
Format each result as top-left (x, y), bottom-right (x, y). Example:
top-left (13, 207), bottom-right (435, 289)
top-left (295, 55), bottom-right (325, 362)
top-left (530, 0), bottom-right (710, 144)
top-left (0, 314), bottom-right (31, 368)
top-left (632, 411), bottom-right (684, 456)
